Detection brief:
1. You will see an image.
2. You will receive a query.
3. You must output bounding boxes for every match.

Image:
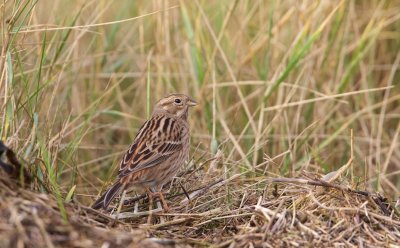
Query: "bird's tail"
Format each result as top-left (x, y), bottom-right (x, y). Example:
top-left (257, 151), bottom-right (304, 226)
top-left (92, 181), bottom-right (124, 210)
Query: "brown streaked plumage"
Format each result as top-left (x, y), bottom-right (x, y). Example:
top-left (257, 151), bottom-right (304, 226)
top-left (92, 93), bottom-right (196, 211)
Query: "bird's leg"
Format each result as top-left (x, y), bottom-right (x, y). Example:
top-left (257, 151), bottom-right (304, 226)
top-left (156, 192), bottom-right (170, 212)
top-left (146, 188), bottom-right (154, 224)
top-left (109, 189), bottom-right (164, 220)
top-left (148, 188), bottom-right (170, 212)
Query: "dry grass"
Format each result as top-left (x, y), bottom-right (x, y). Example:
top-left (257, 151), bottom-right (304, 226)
top-left (1, 0), bottom-right (400, 247)
top-left (0, 172), bottom-right (151, 248)
top-left (1, 144), bottom-right (399, 247)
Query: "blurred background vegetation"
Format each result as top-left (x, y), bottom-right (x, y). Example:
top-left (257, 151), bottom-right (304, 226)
top-left (1, 0), bottom-right (399, 209)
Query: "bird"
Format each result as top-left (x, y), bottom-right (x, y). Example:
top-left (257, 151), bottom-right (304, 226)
top-left (92, 93), bottom-right (197, 211)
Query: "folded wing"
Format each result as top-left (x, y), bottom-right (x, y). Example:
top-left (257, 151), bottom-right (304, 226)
top-left (118, 116), bottom-right (182, 178)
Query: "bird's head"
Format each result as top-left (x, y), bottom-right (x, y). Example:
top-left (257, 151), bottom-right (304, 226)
top-left (154, 93), bottom-right (197, 119)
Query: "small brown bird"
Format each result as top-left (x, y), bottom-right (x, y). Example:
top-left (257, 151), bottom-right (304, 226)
top-left (92, 93), bottom-right (196, 211)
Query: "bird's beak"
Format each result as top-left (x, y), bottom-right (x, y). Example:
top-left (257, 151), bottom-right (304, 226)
top-left (187, 98), bottom-right (197, 107)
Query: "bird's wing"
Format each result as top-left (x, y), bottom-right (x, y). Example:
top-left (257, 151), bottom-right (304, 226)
top-left (118, 115), bottom-right (183, 178)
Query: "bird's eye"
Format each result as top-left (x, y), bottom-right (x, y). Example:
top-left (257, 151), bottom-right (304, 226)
top-left (174, 99), bottom-right (182, 104)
